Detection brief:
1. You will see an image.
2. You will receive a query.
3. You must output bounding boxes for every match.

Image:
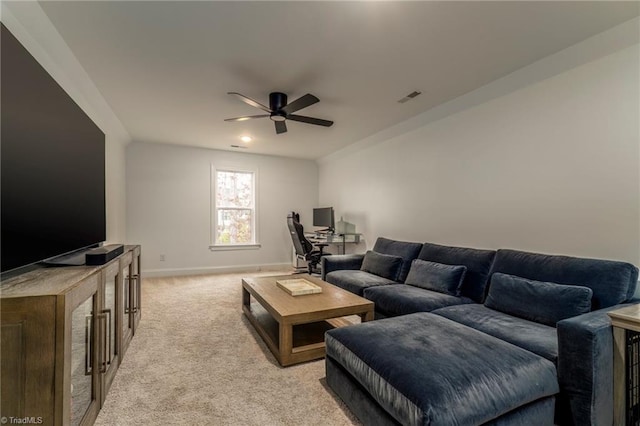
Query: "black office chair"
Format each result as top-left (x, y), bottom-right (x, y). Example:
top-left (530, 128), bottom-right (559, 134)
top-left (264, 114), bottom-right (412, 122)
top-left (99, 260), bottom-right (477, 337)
top-left (287, 212), bottom-right (330, 275)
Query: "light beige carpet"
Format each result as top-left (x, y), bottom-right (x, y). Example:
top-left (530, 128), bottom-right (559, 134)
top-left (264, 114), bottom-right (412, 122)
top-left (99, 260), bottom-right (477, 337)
top-left (95, 271), bottom-right (362, 426)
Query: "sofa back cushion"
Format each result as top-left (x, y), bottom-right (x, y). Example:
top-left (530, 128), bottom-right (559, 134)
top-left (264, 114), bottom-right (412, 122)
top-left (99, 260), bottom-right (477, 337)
top-left (372, 237), bottom-right (423, 283)
top-left (360, 250), bottom-right (404, 281)
top-left (405, 259), bottom-right (467, 296)
top-left (488, 249), bottom-right (639, 310)
top-left (485, 273), bottom-right (592, 327)
top-left (417, 242), bottom-right (496, 303)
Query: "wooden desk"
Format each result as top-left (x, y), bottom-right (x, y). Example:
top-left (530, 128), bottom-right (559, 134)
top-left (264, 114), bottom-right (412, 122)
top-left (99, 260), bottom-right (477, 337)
top-left (609, 304), bottom-right (640, 425)
top-left (306, 233), bottom-right (362, 255)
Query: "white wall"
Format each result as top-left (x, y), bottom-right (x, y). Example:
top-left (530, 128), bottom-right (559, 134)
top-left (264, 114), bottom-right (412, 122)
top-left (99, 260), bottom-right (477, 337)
top-left (127, 142), bottom-right (318, 275)
top-left (2, 2), bottom-right (131, 244)
top-left (319, 23), bottom-right (640, 266)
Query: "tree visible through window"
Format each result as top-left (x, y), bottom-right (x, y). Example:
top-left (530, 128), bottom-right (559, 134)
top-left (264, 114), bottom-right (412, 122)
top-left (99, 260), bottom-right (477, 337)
top-left (214, 170), bottom-right (255, 245)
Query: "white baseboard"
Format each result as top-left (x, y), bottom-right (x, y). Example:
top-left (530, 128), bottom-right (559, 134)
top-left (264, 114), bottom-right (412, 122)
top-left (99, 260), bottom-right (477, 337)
top-left (141, 263), bottom-right (293, 278)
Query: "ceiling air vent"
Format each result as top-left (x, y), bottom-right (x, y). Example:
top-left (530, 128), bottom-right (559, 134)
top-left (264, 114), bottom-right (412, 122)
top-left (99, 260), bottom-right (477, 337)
top-left (397, 91), bottom-right (422, 104)
top-left (230, 144), bottom-right (248, 149)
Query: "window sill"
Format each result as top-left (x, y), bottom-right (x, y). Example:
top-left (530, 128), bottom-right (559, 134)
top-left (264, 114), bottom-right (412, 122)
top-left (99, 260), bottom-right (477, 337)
top-left (209, 243), bottom-right (261, 251)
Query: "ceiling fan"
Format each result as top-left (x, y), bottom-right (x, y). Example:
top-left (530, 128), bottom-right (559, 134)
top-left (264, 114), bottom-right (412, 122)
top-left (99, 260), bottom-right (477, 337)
top-left (224, 92), bottom-right (333, 135)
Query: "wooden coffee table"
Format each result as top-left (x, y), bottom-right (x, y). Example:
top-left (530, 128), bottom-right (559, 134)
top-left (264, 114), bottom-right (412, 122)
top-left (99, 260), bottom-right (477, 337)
top-left (242, 274), bottom-right (374, 366)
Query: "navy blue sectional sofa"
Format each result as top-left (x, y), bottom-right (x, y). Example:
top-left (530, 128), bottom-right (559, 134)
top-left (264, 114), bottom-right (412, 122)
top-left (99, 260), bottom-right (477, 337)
top-left (321, 237), bottom-right (639, 425)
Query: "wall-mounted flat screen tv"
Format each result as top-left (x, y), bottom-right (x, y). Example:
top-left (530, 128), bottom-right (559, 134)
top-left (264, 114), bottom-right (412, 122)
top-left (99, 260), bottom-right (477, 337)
top-left (1, 23), bottom-right (106, 275)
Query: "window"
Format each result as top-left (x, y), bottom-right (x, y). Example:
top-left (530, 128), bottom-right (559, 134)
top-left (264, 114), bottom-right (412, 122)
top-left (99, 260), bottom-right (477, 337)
top-left (212, 169), bottom-right (258, 249)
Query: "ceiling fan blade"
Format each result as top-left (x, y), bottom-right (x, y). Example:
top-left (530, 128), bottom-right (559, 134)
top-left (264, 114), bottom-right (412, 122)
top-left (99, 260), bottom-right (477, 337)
top-left (228, 92), bottom-right (271, 113)
top-left (224, 114), bottom-right (270, 122)
top-left (287, 114), bottom-right (333, 127)
top-left (275, 121), bottom-right (287, 134)
top-left (281, 94), bottom-right (319, 114)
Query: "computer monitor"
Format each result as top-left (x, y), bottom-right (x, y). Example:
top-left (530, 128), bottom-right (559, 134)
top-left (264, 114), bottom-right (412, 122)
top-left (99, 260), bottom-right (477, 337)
top-left (313, 207), bottom-right (335, 233)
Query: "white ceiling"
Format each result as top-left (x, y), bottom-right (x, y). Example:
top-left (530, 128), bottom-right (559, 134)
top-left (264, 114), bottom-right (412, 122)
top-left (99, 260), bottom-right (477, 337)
top-left (38, 1), bottom-right (639, 160)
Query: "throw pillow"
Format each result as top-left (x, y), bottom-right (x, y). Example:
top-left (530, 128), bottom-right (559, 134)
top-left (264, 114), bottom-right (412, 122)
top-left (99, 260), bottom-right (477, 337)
top-left (405, 259), bottom-right (467, 296)
top-left (484, 273), bottom-right (593, 327)
top-left (360, 250), bottom-right (404, 281)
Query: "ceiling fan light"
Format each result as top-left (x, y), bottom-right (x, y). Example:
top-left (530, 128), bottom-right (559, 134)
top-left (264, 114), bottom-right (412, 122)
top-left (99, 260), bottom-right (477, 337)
top-left (225, 91), bottom-right (331, 135)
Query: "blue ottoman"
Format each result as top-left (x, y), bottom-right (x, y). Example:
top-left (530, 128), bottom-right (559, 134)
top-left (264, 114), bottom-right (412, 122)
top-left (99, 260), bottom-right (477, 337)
top-left (325, 313), bottom-right (559, 425)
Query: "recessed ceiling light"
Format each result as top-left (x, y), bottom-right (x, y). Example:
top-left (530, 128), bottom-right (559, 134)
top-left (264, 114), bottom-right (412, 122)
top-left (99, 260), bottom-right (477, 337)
top-left (240, 136), bottom-right (252, 143)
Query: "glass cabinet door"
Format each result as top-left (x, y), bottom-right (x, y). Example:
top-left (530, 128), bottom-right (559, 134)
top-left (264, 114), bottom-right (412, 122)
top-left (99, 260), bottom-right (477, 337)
top-left (132, 248), bottom-right (142, 331)
top-left (67, 276), bottom-right (100, 426)
top-left (104, 275), bottom-right (116, 369)
top-left (120, 256), bottom-right (133, 355)
top-left (101, 262), bottom-right (120, 400)
top-left (121, 265), bottom-right (130, 334)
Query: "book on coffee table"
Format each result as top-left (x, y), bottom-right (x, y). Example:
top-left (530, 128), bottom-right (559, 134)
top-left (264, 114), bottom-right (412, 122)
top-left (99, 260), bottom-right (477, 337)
top-left (276, 278), bottom-right (323, 296)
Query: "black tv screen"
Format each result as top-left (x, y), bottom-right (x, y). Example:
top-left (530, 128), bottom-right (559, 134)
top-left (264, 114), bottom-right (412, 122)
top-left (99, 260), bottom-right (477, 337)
top-left (1, 24), bottom-right (106, 274)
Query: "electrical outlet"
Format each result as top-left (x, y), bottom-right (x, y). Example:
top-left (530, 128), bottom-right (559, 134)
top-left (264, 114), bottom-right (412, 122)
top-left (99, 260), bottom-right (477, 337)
top-left (159, 254), bottom-right (165, 262)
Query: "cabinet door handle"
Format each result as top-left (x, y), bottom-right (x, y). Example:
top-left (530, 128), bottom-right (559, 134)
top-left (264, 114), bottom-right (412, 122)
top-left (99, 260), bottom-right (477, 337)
top-left (103, 309), bottom-right (112, 365)
top-left (85, 315), bottom-right (93, 375)
top-left (98, 313), bottom-right (107, 373)
top-left (130, 275), bottom-right (140, 313)
top-left (124, 277), bottom-right (130, 314)
top-left (137, 275), bottom-right (141, 314)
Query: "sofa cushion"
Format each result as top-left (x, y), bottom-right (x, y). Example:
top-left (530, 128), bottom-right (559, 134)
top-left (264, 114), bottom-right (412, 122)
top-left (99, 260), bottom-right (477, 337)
top-left (418, 242), bottom-right (496, 303)
top-left (372, 237), bottom-right (423, 283)
top-left (363, 284), bottom-right (474, 317)
top-left (325, 270), bottom-right (397, 296)
top-left (405, 259), bottom-right (466, 296)
top-left (321, 254), bottom-right (365, 280)
top-left (360, 250), bottom-right (403, 281)
top-left (433, 304), bottom-right (559, 364)
top-left (485, 273), bottom-right (592, 327)
top-left (488, 249), bottom-right (639, 309)
top-left (325, 312), bottom-right (559, 425)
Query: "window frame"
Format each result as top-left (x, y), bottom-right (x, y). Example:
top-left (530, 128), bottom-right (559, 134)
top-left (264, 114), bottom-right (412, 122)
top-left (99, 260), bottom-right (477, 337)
top-left (209, 166), bottom-right (260, 251)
